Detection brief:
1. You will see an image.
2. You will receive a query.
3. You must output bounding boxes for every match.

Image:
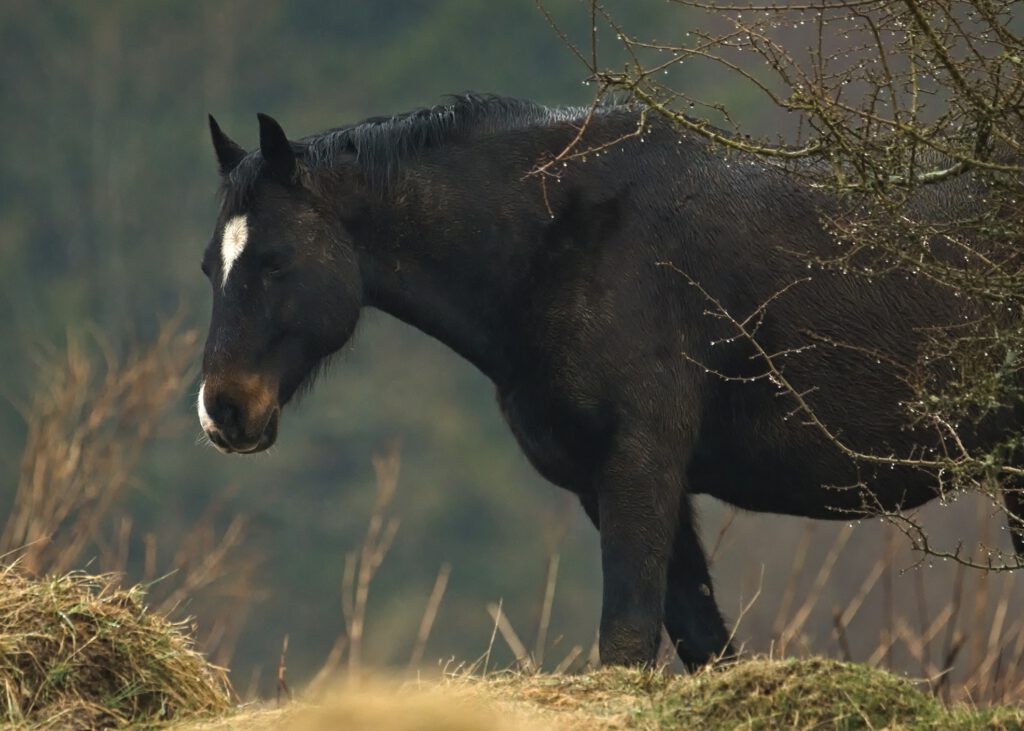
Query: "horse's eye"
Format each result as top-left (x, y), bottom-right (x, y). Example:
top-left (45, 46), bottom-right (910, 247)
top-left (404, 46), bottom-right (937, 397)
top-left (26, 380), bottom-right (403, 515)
top-left (263, 254), bottom-right (290, 277)
top-left (201, 260), bottom-right (210, 277)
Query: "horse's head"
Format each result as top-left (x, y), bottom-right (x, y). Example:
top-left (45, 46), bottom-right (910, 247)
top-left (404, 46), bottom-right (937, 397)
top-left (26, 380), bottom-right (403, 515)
top-left (198, 114), bottom-right (362, 453)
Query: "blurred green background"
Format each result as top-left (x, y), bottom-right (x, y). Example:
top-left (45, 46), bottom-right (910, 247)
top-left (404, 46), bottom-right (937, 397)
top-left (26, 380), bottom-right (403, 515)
top-left (2, 0), bottom-right (1018, 697)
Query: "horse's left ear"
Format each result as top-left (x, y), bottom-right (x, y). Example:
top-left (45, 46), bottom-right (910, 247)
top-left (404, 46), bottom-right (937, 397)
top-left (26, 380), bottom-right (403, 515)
top-left (257, 113), bottom-right (297, 183)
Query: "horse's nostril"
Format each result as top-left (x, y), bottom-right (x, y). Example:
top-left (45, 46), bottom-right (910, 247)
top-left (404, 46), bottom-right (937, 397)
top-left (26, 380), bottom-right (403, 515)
top-left (212, 393), bottom-right (241, 429)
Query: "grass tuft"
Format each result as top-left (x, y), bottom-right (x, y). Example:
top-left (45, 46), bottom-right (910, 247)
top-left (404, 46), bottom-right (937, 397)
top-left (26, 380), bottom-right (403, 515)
top-left (0, 565), bottom-right (231, 729)
top-left (662, 658), bottom-right (938, 728)
top-left (465, 659), bottom-right (1024, 730)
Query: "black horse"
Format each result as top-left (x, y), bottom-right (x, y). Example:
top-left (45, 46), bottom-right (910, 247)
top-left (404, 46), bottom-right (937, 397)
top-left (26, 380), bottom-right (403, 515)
top-left (197, 95), bottom-right (1022, 668)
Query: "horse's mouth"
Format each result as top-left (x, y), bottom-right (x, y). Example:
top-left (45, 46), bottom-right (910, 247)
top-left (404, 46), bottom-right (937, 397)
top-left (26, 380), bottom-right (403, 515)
top-left (206, 407), bottom-right (280, 454)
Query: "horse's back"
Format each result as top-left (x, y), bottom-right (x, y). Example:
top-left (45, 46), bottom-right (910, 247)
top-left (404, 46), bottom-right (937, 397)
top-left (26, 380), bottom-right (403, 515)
top-left (563, 119), bottom-right (990, 515)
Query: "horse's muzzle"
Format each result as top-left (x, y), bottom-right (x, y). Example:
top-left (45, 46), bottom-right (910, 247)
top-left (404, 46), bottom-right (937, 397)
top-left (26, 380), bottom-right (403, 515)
top-left (199, 378), bottom-right (280, 454)
top-left (207, 407), bottom-right (279, 453)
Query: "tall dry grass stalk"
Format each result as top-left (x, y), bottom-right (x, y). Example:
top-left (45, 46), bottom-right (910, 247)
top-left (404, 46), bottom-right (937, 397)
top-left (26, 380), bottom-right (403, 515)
top-left (308, 442), bottom-right (405, 694)
top-left (343, 443), bottom-right (402, 676)
top-left (2, 319), bottom-right (197, 573)
top-left (408, 562), bottom-right (452, 672)
top-left (1, 318), bottom-right (258, 669)
top-left (757, 514), bottom-right (1024, 706)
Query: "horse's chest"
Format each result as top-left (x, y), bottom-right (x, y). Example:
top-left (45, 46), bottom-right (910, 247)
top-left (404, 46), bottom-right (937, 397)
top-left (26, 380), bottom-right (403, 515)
top-left (496, 386), bottom-right (605, 493)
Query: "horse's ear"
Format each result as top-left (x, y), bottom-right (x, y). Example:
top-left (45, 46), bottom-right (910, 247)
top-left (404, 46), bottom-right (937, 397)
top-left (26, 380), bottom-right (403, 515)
top-left (208, 115), bottom-right (245, 176)
top-left (257, 113), bottom-right (296, 183)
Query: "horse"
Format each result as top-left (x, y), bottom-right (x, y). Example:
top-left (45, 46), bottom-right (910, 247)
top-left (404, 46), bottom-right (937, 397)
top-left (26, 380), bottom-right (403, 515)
top-left (196, 94), bottom-right (1022, 668)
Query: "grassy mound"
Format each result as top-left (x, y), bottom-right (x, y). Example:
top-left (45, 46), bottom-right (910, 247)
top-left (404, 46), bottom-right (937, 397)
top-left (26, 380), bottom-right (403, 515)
top-left (473, 659), bottom-right (1024, 730)
top-left (0, 566), bottom-right (231, 729)
top-left (183, 658), bottom-right (1024, 730)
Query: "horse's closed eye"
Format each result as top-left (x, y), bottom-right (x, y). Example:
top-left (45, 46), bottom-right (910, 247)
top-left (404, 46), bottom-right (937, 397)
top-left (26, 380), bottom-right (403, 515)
top-left (263, 254), bottom-right (291, 277)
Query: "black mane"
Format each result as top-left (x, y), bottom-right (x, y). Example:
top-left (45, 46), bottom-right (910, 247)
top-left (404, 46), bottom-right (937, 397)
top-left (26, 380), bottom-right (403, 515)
top-left (225, 94), bottom-right (593, 202)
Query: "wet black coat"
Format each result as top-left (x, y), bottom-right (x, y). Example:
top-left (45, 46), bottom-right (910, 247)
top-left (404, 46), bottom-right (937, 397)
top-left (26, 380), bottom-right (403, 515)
top-left (200, 97), bottom-right (1021, 668)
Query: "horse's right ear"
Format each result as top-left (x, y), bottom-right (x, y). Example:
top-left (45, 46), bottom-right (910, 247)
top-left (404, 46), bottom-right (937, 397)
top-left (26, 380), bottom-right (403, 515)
top-left (209, 115), bottom-right (246, 176)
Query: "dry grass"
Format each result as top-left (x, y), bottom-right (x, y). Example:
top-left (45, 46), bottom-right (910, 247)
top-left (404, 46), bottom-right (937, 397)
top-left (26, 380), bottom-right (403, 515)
top-left (0, 565), bottom-right (231, 729)
top-left (2, 319), bottom-right (198, 576)
top-left (733, 510), bottom-right (1024, 707)
top-left (198, 685), bottom-right (556, 731)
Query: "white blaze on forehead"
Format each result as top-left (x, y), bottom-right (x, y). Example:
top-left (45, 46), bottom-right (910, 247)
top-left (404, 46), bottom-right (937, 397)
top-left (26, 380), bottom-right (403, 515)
top-left (220, 215), bottom-right (249, 288)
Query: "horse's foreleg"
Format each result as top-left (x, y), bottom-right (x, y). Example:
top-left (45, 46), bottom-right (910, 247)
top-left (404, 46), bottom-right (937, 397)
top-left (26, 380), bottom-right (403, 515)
top-left (594, 436), bottom-right (681, 667)
top-left (663, 500), bottom-right (733, 670)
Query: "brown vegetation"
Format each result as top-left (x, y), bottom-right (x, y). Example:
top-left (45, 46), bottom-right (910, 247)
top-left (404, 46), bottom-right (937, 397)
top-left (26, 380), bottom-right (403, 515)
top-left (0, 566), bottom-right (231, 729)
top-left (0, 319), bottom-right (258, 691)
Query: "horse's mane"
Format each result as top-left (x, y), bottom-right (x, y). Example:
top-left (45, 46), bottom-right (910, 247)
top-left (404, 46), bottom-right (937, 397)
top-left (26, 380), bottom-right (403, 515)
top-left (224, 94), bottom-right (602, 202)
top-left (307, 94), bottom-right (588, 190)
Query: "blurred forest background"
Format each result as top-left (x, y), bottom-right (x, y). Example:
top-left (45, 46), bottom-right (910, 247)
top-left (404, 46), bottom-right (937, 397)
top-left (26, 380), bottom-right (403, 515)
top-left (2, 0), bottom-right (1022, 700)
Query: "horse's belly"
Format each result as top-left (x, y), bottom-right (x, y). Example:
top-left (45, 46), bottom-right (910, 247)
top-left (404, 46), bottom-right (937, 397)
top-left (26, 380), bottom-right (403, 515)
top-left (688, 431), bottom-right (939, 519)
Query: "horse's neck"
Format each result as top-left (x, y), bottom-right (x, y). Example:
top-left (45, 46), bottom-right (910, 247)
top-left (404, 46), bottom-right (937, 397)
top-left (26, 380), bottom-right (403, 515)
top-left (352, 112), bottom-right (632, 382)
top-left (358, 162), bottom-right (534, 383)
